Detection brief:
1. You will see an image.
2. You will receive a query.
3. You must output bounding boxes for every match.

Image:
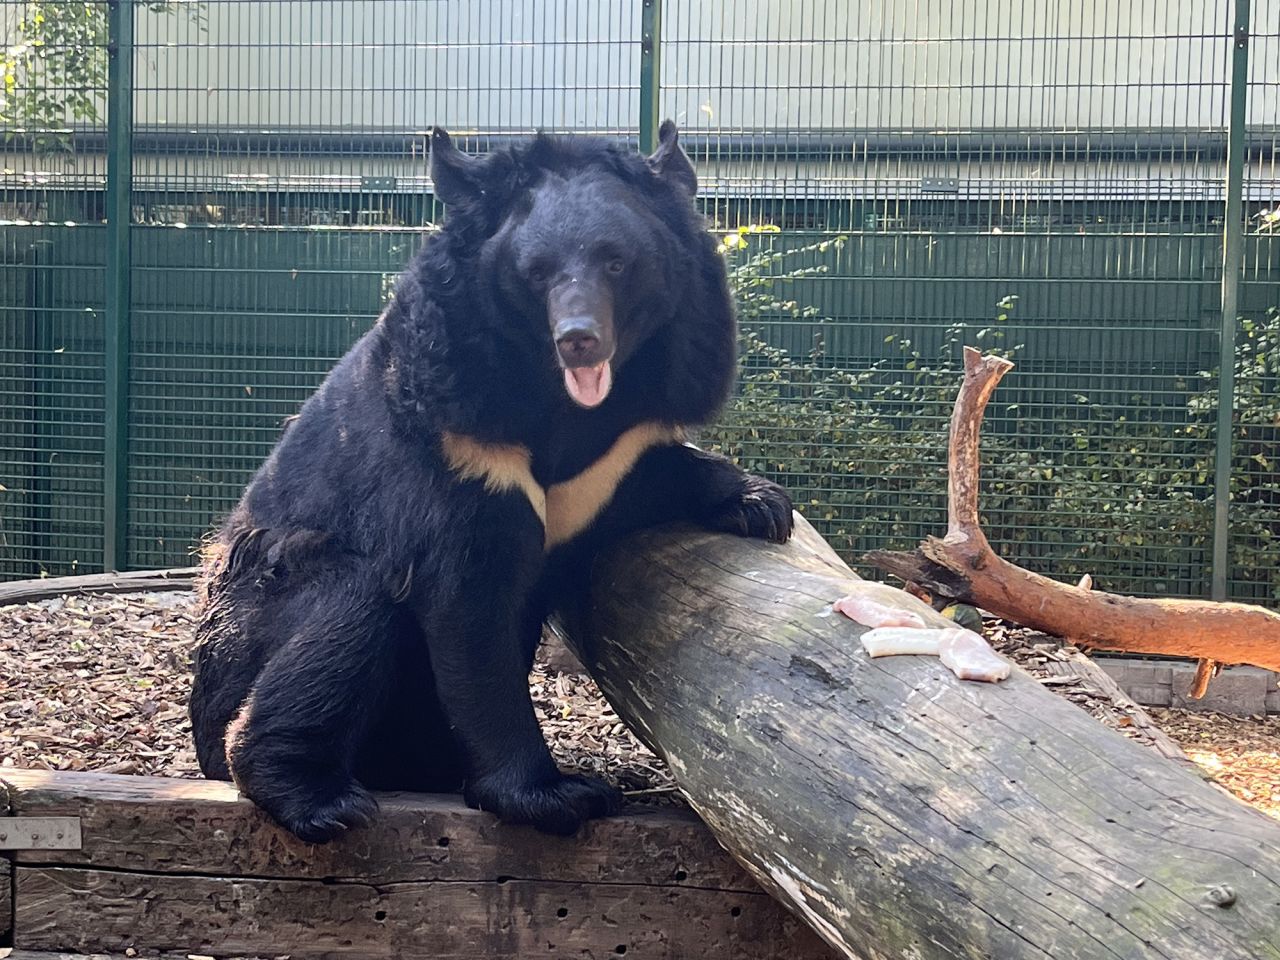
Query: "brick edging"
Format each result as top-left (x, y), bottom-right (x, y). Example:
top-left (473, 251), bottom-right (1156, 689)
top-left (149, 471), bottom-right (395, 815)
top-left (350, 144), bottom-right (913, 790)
top-left (1096, 656), bottom-right (1280, 716)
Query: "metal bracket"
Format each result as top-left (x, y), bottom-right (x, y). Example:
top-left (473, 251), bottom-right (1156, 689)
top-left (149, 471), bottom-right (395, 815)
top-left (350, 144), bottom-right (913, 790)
top-left (361, 175), bottom-right (398, 191)
top-left (0, 817), bottom-right (82, 851)
top-left (921, 177), bottom-right (960, 194)
top-left (1235, 24), bottom-right (1249, 49)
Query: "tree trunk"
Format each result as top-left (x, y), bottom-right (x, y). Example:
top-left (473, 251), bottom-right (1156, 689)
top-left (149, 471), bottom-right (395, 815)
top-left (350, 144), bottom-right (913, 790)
top-left (555, 517), bottom-right (1280, 960)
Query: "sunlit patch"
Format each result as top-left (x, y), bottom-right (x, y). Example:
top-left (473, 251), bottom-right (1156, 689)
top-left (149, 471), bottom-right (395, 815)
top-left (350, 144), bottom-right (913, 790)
top-left (1182, 745), bottom-right (1280, 821)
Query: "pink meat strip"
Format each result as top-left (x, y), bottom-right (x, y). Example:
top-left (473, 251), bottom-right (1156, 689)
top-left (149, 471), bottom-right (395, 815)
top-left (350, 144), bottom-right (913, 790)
top-left (833, 595), bottom-right (926, 628)
top-left (855, 623), bottom-right (1012, 684)
top-left (937, 627), bottom-right (1011, 683)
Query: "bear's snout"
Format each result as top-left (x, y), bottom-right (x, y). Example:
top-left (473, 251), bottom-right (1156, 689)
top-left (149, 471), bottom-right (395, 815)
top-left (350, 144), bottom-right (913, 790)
top-left (554, 314), bottom-right (615, 408)
top-left (555, 318), bottom-right (606, 366)
top-left (548, 278), bottom-right (615, 370)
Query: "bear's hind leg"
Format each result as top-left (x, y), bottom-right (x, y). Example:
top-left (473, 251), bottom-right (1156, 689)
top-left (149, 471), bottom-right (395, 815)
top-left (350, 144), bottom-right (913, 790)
top-left (191, 599), bottom-right (268, 781)
top-left (226, 563), bottom-right (396, 844)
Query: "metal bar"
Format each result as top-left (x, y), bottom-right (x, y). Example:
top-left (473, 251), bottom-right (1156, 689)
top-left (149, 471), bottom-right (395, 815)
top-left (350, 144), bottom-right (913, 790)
top-left (0, 817), bottom-right (82, 851)
top-left (22, 242), bottom-right (49, 574)
top-left (9, 127), bottom-right (1280, 162)
top-left (104, 0), bottom-right (135, 573)
top-left (1212, 0), bottom-right (1251, 601)
top-left (638, 0), bottom-right (662, 154)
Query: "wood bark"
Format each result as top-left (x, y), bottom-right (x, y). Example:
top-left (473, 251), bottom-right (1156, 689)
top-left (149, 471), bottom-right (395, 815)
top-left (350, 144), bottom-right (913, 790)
top-left (555, 515), bottom-right (1280, 960)
top-left (864, 348), bottom-right (1280, 675)
top-left (1, 775), bottom-right (11, 944)
top-left (1038, 657), bottom-right (1190, 765)
top-left (1, 769), bottom-right (831, 959)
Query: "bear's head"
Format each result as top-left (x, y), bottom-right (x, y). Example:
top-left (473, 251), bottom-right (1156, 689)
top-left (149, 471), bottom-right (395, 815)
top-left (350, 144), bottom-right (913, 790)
top-left (427, 123), bottom-right (732, 417)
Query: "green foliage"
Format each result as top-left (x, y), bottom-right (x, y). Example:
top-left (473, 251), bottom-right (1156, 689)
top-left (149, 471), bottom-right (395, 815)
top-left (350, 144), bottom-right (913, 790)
top-left (1, 1), bottom-right (202, 150)
top-left (2, 2), bottom-right (108, 147)
top-left (709, 233), bottom-right (1280, 600)
top-left (1188, 306), bottom-right (1280, 598)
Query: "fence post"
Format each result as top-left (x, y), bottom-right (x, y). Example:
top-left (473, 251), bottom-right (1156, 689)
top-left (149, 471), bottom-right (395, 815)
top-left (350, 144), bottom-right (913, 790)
top-left (1211, 0), bottom-right (1250, 601)
top-left (104, 0), bottom-right (134, 572)
top-left (638, 0), bottom-right (662, 153)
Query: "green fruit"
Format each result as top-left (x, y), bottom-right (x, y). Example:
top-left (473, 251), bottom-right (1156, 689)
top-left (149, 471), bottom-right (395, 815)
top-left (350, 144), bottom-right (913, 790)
top-left (941, 603), bottom-right (985, 635)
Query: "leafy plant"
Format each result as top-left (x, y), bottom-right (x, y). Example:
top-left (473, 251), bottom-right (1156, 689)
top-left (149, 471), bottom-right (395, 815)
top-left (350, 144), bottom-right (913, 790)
top-left (1, 1), bottom-right (203, 151)
top-left (711, 230), bottom-right (1280, 600)
top-left (1186, 306), bottom-right (1280, 598)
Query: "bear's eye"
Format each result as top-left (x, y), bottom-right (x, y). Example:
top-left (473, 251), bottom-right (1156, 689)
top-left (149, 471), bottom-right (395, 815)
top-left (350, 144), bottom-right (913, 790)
top-left (528, 265), bottom-right (549, 284)
top-left (606, 258), bottom-right (626, 275)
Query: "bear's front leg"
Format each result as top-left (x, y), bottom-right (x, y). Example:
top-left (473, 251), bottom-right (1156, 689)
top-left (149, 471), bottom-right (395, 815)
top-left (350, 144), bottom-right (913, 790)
top-left (412, 497), bottom-right (621, 835)
top-left (591, 441), bottom-right (795, 546)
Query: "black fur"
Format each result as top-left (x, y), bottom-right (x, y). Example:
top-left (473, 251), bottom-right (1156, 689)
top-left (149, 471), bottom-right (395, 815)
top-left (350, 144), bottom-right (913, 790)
top-left (189, 124), bottom-right (793, 843)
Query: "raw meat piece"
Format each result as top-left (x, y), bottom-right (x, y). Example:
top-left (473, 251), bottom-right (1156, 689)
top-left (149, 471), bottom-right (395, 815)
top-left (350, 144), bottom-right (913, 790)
top-left (858, 625), bottom-right (1011, 684)
top-left (833, 596), bottom-right (926, 629)
top-left (937, 627), bottom-right (1012, 683)
top-left (860, 626), bottom-right (941, 657)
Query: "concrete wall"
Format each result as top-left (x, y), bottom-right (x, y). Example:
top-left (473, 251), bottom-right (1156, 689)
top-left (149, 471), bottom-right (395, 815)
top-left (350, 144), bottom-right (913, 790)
top-left (115, 0), bottom-right (1276, 133)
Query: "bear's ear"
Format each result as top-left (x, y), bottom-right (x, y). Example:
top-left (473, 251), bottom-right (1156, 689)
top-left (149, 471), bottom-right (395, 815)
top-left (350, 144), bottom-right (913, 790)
top-left (429, 126), bottom-right (486, 204)
top-left (645, 120), bottom-right (697, 195)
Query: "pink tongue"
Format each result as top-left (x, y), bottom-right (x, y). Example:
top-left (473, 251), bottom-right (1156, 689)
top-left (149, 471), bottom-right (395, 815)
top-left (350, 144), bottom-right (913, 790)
top-left (564, 361), bottom-right (613, 408)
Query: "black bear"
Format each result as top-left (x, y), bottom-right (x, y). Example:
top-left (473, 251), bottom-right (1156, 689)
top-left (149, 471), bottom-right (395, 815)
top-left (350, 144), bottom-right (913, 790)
top-left (189, 122), bottom-right (794, 843)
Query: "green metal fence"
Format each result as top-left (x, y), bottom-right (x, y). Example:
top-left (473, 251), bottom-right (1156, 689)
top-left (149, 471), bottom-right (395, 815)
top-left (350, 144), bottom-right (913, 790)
top-left (1, 1), bottom-right (1277, 602)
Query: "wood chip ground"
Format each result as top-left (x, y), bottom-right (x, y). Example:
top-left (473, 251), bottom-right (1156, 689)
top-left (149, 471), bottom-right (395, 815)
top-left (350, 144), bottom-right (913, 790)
top-left (0, 590), bottom-right (678, 803)
top-left (1, 591), bottom-right (1274, 820)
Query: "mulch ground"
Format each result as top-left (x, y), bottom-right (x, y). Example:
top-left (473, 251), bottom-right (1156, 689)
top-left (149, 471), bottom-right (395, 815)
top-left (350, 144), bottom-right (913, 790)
top-left (0, 590), bottom-right (678, 801)
top-left (0, 590), bottom-right (1275, 820)
top-left (1148, 706), bottom-right (1280, 820)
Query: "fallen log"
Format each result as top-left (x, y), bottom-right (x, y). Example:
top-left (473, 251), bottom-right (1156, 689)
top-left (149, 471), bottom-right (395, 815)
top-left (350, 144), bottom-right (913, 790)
top-left (555, 516), bottom-right (1280, 960)
top-left (865, 348), bottom-right (1280, 677)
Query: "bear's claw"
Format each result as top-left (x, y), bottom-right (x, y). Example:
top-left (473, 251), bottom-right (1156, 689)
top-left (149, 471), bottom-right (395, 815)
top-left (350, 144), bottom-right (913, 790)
top-left (465, 771), bottom-right (623, 836)
top-left (268, 781), bottom-right (379, 844)
top-left (711, 477), bottom-right (794, 543)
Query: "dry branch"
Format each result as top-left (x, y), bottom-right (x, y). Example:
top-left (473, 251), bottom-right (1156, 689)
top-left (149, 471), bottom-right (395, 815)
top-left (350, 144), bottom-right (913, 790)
top-left (865, 347), bottom-right (1280, 676)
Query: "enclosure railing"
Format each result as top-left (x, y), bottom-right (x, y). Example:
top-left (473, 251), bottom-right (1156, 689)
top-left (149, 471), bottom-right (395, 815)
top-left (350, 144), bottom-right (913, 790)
top-left (0, 0), bottom-right (1277, 603)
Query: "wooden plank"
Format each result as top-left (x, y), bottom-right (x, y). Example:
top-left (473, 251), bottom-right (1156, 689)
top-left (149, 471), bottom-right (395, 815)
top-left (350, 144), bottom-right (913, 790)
top-left (14, 866), bottom-right (827, 960)
top-left (1, 777), bottom-right (11, 944)
top-left (0, 569), bottom-right (197, 607)
top-left (1, 769), bottom-right (757, 890)
top-left (3, 770), bottom-right (835, 957)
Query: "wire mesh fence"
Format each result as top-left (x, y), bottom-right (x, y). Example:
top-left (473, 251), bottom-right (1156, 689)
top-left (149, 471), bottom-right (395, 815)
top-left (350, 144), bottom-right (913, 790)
top-left (678, 0), bottom-right (1246, 599)
top-left (1, 0), bottom-right (1277, 602)
top-left (0, 0), bottom-right (110, 576)
top-left (1232, 4), bottom-right (1280, 599)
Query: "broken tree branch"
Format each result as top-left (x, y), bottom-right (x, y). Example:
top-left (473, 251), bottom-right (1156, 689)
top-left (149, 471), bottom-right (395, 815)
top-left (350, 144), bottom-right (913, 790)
top-left (865, 347), bottom-right (1280, 677)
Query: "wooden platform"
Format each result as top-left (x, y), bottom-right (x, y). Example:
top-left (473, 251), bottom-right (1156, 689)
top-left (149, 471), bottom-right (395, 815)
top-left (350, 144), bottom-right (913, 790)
top-left (0, 769), bottom-right (833, 959)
